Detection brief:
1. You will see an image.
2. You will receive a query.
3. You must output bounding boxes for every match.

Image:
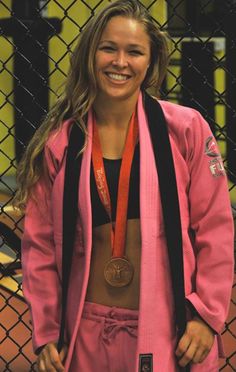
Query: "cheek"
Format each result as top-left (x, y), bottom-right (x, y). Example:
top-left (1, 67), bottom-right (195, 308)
top-left (95, 52), bottom-right (112, 70)
top-left (94, 56), bottom-right (105, 82)
top-left (94, 53), bottom-right (103, 74)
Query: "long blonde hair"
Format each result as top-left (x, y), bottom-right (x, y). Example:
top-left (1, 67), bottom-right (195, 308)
top-left (15, 0), bottom-right (169, 210)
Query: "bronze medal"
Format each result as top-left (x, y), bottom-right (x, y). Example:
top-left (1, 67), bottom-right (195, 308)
top-left (104, 257), bottom-right (134, 287)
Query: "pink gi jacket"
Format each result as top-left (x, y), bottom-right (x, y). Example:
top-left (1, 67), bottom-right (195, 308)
top-left (22, 93), bottom-right (234, 371)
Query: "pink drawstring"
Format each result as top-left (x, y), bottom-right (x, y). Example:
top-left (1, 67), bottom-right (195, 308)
top-left (101, 317), bottom-right (138, 342)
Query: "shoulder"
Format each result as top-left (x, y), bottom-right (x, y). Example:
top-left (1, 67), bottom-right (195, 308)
top-left (156, 99), bottom-right (214, 160)
top-left (43, 119), bottom-right (74, 179)
top-left (158, 99), bottom-right (209, 133)
top-left (45, 119), bottom-right (74, 159)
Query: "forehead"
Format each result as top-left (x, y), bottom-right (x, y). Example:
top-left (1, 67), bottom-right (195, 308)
top-left (99, 16), bottom-right (150, 46)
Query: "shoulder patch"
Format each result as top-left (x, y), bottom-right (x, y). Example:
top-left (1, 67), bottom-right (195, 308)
top-left (204, 136), bottom-right (226, 177)
top-left (209, 157), bottom-right (226, 177)
top-left (204, 136), bottom-right (220, 157)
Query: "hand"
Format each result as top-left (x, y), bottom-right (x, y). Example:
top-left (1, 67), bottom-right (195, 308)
top-left (175, 316), bottom-right (214, 367)
top-left (37, 342), bottom-right (68, 372)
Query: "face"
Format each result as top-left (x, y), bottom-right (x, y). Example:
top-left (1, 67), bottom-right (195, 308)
top-left (95, 16), bottom-right (151, 103)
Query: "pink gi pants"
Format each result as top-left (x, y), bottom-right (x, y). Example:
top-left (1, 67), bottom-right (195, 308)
top-left (70, 301), bottom-right (138, 372)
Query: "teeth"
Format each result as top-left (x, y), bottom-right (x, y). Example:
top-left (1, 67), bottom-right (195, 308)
top-left (107, 73), bottom-right (128, 81)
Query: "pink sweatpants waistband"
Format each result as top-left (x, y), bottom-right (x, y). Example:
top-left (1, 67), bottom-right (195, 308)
top-left (82, 301), bottom-right (139, 319)
top-left (82, 301), bottom-right (139, 340)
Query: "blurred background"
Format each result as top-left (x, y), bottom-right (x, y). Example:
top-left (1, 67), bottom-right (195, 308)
top-left (0, 0), bottom-right (235, 370)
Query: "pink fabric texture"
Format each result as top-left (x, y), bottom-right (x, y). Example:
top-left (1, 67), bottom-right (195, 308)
top-left (70, 301), bottom-right (138, 372)
top-left (21, 93), bottom-right (234, 371)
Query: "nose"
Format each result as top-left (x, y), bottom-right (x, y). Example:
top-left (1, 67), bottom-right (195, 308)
top-left (112, 51), bottom-right (128, 68)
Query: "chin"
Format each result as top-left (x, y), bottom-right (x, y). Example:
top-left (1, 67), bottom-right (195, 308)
top-left (100, 88), bottom-right (140, 102)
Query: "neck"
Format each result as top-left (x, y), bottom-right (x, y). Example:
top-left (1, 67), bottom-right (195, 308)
top-left (93, 92), bottom-right (139, 129)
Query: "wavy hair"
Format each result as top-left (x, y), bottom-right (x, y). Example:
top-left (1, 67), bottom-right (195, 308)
top-left (14, 0), bottom-right (169, 210)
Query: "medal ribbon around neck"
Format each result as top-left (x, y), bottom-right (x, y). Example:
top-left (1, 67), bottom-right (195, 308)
top-left (92, 111), bottom-right (138, 258)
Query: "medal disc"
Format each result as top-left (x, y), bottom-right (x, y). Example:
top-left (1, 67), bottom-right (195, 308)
top-left (104, 257), bottom-right (134, 287)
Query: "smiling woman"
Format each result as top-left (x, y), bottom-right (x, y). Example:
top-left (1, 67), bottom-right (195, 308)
top-left (14, 0), bottom-right (234, 371)
top-left (94, 17), bottom-right (151, 105)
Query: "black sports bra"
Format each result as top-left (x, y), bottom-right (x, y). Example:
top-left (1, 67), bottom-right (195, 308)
top-left (90, 144), bottom-right (140, 227)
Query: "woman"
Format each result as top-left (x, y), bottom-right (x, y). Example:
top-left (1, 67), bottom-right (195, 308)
top-left (15, 0), bottom-right (234, 371)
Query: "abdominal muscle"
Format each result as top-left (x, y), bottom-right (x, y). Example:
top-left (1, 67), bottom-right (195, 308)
top-left (85, 219), bottom-right (141, 310)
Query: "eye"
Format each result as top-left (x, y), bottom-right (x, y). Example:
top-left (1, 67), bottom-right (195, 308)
top-left (99, 46), bottom-right (116, 53)
top-left (129, 50), bottom-right (144, 56)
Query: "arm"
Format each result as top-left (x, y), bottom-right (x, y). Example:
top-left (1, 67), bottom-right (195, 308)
top-left (176, 110), bottom-right (234, 366)
top-left (21, 145), bottom-right (62, 353)
top-left (185, 111), bottom-right (234, 333)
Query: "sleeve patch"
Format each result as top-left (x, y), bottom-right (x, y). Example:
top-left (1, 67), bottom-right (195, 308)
top-left (204, 136), bottom-right (220, 157)
top-left (209, 157), bottom-right (226, 177)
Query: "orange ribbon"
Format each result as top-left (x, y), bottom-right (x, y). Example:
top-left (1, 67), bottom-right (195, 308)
top-left (92, 111), bottom-right (138, 257)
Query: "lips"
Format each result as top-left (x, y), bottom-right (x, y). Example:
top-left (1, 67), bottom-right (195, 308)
top-left (105, 72), bottom-right (131, 81)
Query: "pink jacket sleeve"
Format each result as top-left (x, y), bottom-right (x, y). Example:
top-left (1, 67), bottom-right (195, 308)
top-left (21, 143), bottom-right (62, 353)
top-left (184, 110), bottom-right (234, 334)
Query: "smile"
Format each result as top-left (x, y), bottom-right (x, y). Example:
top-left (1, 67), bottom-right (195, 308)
top-left (105, 72), bottom-right (131, 81)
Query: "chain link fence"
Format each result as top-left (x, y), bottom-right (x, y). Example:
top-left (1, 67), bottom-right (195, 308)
top-left (0, 0), bottom-right (235, 371)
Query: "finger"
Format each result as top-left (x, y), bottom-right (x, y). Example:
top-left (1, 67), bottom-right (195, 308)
top-left (191, 346), bottom-right (206, 364)
top-left (59, 345), bottom-right (68, 364)
top-left (42, 347), bottom-right (57, 372)
top-left (178, 341), bottom-right (198, 367)
top-left (48, 344), bottom-right (65, 371)
top-left (200, 348), bottom-right (211, 363)
top-left (175, 333), bottom-right (191, 358)
top-left (37, 356), bottom-right (46, 372)
top-left (192, 346), bottom-right (210, 364)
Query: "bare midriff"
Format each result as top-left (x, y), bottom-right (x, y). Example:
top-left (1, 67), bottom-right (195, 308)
top-left (85, 219), bottom-right (141, 310)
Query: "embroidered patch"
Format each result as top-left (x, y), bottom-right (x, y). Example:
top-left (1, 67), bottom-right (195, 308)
top-left (204, 136), bottom-right (220, 157)
top-left (139, 354), bottom-right (153, 372)
top-left (209, 157), bottom-right (226, 177)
